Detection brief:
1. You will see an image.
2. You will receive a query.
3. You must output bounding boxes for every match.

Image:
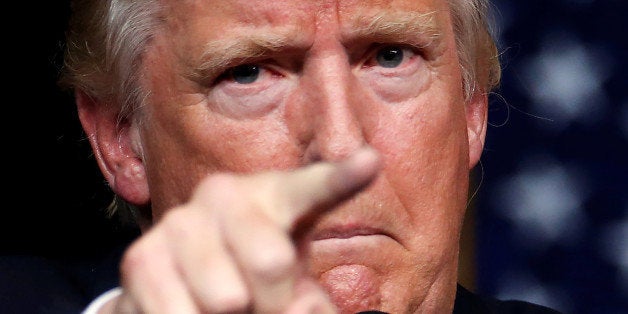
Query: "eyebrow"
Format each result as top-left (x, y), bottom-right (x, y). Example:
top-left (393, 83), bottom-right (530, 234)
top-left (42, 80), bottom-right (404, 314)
top-left (189, 31), bottom-right (304, 82)
top-left (344, 10), bottom-right (442, 49)
top-left (188, 10), bottom-right (444, 82)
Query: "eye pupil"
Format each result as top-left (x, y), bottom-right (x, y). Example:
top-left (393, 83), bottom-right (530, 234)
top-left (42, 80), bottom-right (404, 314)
top-left (376, 47), bottom-right (404, 68)
top-left (231, 65), bottom-right (260, 84)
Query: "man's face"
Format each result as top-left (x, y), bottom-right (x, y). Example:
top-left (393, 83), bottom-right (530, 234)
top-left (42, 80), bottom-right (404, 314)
top-left (134, 0), bottom-right (483, 312)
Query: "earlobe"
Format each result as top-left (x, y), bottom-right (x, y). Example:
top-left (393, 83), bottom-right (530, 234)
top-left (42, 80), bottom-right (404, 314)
top-left (466, 92), bottom-right (488, 170)
top-left (75, 90), bottom-right (150, 207)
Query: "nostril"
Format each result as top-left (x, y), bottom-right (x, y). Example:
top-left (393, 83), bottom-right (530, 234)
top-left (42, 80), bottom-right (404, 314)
top-left (304, 138), bottom-right (365, 164)
top-left (302, 141), bottom-right (323, 164)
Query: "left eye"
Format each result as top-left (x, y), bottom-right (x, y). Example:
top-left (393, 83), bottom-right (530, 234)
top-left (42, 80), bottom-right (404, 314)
top-left (375, 46), bottom-right (406, 68)
top-left (229, 64), bottom-right (261, 84)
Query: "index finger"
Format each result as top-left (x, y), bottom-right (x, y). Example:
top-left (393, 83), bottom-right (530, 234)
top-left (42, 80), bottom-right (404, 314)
top-left (252, 146), bottom-right (382, 229)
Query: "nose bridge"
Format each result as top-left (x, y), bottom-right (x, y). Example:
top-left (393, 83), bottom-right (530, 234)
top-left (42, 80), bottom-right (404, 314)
top-left (303, 50), bottom-right (365, 162)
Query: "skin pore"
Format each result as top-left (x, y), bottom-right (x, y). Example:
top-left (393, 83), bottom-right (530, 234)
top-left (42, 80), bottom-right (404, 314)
top-left (84, 0), bottom-right (488, 312)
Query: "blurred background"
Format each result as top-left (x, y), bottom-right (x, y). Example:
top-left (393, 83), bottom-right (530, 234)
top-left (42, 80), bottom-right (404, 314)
top-left (474, 0), bottom-right (628, 313)
top-left (2, 1), bottom-right (626, 313)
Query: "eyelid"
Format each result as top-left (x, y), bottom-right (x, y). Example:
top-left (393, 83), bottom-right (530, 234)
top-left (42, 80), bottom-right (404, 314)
top-left (377, 43), bottom-right (422, 56)
top-left (213, 60), bottom-right (283, 86)
top-left (362, 44), bottom-right (421, 67)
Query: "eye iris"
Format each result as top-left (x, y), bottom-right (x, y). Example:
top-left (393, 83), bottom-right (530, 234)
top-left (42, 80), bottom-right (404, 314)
top-left (376, 47), bottom-right (404, 68)
top-left (231, 65), bottom-right (260, 84)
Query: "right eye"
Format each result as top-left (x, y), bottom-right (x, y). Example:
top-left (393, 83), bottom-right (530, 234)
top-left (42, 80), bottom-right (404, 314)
top-left (375, 46), bottom-right (406, 68)
top-left (364, 45), bottom-right (419, 72)
top-left (229, 64), bottom-right (262, 84)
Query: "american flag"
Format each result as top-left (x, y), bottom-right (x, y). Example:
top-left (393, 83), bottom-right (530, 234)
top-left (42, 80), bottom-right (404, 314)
top-left (474, 1), bottom-right (628, 313)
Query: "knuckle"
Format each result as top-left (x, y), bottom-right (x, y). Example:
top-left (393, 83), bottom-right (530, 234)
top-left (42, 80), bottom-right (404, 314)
top-left (206, 289), bottom-right (251, 313)
top-left (194, 174), bottom-right (245, 208)
top-left (249, 244), bottom-right (297, 282)
top-left (120, 241), bottom-right (152, 277)
top-left (197, 173), bottom-right (239, 196)
top-left (161, 209), bottom-right (195, 238)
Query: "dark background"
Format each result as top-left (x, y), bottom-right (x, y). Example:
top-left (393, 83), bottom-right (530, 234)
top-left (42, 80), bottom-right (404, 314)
top-left (3, 1), bottom-right (626, 313)
top-left (3, 1), bottom-right (139, 258)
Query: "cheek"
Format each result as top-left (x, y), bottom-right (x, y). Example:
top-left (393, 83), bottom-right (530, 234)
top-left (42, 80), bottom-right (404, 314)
top-left (370, 88), bottom-right (470, 232)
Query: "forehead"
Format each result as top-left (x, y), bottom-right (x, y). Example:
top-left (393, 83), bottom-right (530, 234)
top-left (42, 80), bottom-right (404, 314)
top-left (161, 0), bottom-right (451, 39)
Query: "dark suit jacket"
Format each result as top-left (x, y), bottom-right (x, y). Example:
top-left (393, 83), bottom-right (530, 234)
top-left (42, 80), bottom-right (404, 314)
top-left (453, 284), bottom-right (561, 314)
top-left (0, 245), bottom-right (126, 314)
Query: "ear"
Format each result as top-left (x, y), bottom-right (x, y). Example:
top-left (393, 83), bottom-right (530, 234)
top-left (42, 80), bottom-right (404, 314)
top-left (75, 90), bottom-right (150, 207)
top-left (466, 91), bottom-right (488, 170)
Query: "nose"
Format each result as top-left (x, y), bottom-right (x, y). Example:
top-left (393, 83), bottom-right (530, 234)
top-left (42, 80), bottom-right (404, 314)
top-left (295, 50), bottom-right (366, 163)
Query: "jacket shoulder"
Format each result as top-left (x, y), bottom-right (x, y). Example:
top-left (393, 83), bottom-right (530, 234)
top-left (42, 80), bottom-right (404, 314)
top-left (453, 284), bottom-right (563, 314)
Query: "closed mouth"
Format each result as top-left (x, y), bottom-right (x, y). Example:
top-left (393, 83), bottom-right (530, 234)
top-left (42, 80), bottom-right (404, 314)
top-left (311, 226), bottom-right (391, 241)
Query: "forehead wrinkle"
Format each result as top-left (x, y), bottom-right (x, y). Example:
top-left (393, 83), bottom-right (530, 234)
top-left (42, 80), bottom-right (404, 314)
top-left (343, 10), bottom-right (442, 46)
